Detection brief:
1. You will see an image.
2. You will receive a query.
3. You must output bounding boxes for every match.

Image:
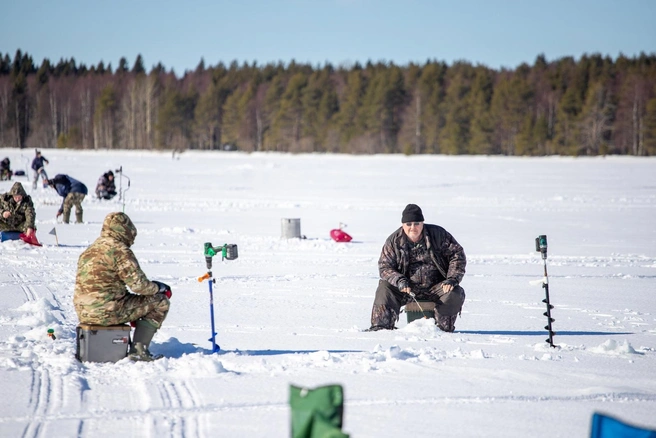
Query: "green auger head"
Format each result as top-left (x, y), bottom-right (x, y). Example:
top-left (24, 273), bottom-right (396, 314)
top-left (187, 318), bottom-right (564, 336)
top-left (204, 242), bottom-right (216, 269)
top-left (204, 242), bottom-right (239, 269)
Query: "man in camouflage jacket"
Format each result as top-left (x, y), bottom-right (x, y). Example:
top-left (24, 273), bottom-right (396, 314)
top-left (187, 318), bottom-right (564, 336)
top-left (368, 204), bottom-right (466, 332)
top-left (0, 182), bottom-right (37, 237)
top-left (74, 212), bottom-right (172, 360)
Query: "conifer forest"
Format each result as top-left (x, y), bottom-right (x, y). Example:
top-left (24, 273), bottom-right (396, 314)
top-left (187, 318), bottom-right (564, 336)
top-left (1, 50), bottom-right (655, 155)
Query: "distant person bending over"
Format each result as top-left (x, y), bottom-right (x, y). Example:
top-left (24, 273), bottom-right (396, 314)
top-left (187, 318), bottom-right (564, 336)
top-left (48, 174), bottom-right (88, 224)
top-left (0, 157), bottom-right (12, 181)
top-left (95, 170), bottom-right (117, 200)
top-left (31, 150), bottom-right (49, 189)
top-left (367, 204), bottom-right (467, 332)
top-left (74, 212), bottom-right (171, 361)
top-left (0, 182), bottom-right (36, 238)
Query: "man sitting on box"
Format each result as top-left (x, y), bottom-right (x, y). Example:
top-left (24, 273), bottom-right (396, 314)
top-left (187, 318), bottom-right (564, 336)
top-left (0, 182), bottom-right (37, 241)
top-left (367, 204), bottom-right (467, 332)
top-left (74, 212), bottom-right (172, 361)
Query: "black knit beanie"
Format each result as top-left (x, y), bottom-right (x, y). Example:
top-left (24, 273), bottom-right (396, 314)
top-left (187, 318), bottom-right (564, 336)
top-left (401, 204), bottom-right (424, 223)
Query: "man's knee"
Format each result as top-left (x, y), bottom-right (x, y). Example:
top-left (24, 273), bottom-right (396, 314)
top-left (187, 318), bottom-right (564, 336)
top-left (145, 295), bottom-right (170, 327)
top-left (437, 286), bottom-right (465, 316)
top-left (373, 280), bottom-right (406, 306)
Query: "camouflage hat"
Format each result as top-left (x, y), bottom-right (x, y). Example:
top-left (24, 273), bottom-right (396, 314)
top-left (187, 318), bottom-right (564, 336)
top-left (100, 212), bottom-right (138, 247)
top-left (8, 182), bottom-right (27, 197)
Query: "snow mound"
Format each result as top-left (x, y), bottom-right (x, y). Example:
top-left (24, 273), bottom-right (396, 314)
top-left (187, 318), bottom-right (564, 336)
top-left (589, 339), bottom-right (639, 355)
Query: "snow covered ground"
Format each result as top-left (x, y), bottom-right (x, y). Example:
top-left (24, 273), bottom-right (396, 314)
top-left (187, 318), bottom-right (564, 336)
top-left (0, 149), bottom-right (655, 437)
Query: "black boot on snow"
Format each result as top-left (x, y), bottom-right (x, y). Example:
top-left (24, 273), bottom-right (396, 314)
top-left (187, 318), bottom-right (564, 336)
top-left (436, 314), bottom-right (457, 332)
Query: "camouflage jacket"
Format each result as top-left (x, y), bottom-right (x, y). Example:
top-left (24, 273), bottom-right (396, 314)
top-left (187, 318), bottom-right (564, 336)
top-left (95, 173), bottom-right (116, 192)
top-left (0, 183), bottom-right (36, 232)
top-left (378, 224), bottom-right (466, 290)
top-left (74, 212), bottom-right (158, 320)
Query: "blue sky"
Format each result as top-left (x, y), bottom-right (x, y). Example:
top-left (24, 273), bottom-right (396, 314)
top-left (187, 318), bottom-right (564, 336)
top-left (2, 0), bottom-right (655, 74)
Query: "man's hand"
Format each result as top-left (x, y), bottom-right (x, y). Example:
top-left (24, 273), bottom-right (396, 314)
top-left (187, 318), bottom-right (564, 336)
top-left (2, 211), bottom-right (10, 219)
top-left (442, 279), bottom-right (458, 293)
top-left (25, 228), bottom-right (35, 237)
top-left (400, 286), bottom-right (415, 297)
top-left (153, 280), bottom-right (172, 299)
top-left (56, 211), bottom-right (62, 218)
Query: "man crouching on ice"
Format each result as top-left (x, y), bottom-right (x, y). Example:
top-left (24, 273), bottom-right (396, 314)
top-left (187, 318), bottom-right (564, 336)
top-left (74, 212), bottom-right (172, 361)
top-left (368, 204), bottom-right (466, 332)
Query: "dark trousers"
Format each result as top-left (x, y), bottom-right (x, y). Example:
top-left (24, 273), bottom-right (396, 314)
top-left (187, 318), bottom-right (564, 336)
top-left (370, 280), bottom-right (465, 329)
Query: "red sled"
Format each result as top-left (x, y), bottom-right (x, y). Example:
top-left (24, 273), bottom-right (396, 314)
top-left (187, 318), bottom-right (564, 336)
top-left (20, 233), bottom-right (42, 247)
top-left (330, 228), bottom-right (352, 243)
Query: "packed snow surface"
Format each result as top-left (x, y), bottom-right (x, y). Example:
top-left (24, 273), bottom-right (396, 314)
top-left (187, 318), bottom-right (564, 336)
top-left (0, 149), bottom-right (655, 437)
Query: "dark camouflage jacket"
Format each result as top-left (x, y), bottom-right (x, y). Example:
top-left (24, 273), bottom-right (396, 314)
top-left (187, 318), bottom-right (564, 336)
top-left (378, 224), bottom-right (466, 290)
top-left (96, 173), bottom-right (116, 192)
top-left (0, 182), bottom-right (36, 232)
top-left (74, 212), bottom-right (158, 320)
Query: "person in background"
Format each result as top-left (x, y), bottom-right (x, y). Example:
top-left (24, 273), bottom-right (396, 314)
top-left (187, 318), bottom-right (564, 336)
top-left (31, 150), bottom-right (49, 189)
top-left (0, 157), bottom-right (12, 181)
top-left (74, 212), bottom-right (171, 361)
top-left (0, 182), bottom-right (36, 238)
top-left (367, 204), bottom-right (467, 332)
top-left (47, 174), bottom-right (88, 224)
top-left (95, 170), bottom-right (117, 200)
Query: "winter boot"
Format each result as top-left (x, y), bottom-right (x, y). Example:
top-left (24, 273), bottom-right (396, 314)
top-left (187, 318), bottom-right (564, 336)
top-left (62, 211), bottom-right (71, 224)
top-left (75, 211), bottom-right (84, 224)
top-left (129, 320), bottom-right (163, 361)
top-left (436, 314), bottom-right (458, 333)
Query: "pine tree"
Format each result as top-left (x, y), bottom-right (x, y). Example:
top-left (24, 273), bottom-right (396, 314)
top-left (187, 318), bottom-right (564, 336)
top-left (417, 62), bottom-right (446, 153)
top-left (132, 55), bottom-right (146, 75)
top-left (271, 72), bottom-right (307, 151)
top-left (440, 62), bottom-right (475, 154)
top-left (335, 69), bottom-right (366, 151)
top-left (468, 67), bottom-right (495, 154)
top-left (578, 81), bottom-right (614, 155)
top-left (94, 84), bottom-right (118, 148)
top-left (643, 93), bottom-right (656, 156)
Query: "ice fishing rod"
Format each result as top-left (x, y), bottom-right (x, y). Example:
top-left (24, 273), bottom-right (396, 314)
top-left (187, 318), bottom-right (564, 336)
top-left (536, 235), bottom-right (557, 348)
top-left (197, 242), bottom-right (238, 353)
top-left (114, 166), bottom-right (130, 213)
top-left (406, 290), bottom-right (428, 318)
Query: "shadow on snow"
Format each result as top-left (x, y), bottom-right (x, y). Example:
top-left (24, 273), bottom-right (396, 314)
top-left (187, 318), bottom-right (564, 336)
top-left (457, 330), bottom-right (633, 336)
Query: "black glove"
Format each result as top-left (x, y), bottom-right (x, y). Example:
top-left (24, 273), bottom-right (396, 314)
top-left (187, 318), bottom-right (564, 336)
top-left (442, 279), bottom-right (458, 288)
top-left (153, 280), bottom-right (172, 299)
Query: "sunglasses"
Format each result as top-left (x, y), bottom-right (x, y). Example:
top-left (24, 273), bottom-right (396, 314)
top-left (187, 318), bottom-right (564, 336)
top-left (404, 222), bottom-right (423, 227)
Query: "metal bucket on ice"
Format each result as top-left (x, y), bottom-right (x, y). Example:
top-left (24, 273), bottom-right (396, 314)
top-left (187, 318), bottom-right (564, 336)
top-left (281, 218), bottom-right (301, 239)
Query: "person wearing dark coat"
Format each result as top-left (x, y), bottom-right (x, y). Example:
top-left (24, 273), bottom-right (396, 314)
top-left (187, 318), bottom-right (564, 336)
top-left (0, 182), bottom-right (36, 237)
top-left (47, 174), bottom-right (88, 224)
top-left (368, 204), bottom-right (467, 333)
top-left (0, 157), bottom-right (12, 181)
top-left (95, 170), bottom-right (117, 200)
top-left (31, 150), bottom-right (49, 189)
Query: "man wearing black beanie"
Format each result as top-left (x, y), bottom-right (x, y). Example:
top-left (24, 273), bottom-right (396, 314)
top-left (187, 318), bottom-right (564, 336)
top-left (367, 204), bottom-right (466, 332)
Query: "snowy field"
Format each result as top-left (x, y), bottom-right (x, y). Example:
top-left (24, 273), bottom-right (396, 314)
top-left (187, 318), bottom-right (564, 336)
top-left (0, 148), bottom-right (655, 438)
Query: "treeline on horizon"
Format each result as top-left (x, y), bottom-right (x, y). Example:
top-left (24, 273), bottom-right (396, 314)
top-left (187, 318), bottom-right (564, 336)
top-left (1, 49), bottom-right (656, 156)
